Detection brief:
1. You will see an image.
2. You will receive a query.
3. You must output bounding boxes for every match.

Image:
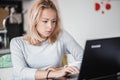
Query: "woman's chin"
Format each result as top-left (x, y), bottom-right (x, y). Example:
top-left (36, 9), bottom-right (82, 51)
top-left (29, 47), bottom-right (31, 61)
top-left (42, 34), bottom-right (51, 38)
top-left (45, 33), bottom-right (52, 37)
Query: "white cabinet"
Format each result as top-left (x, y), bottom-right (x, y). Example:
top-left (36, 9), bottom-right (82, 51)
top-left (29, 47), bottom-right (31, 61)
top-left (0, 68), bottom-right (13, 80)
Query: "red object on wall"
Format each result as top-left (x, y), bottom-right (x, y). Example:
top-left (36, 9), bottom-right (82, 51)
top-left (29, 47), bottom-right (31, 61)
top-left (95, 0), bottom-right (111, 14)
top-left (106, 3), bottom-right (111, 10)
top-left (95, 3), bottom-right (100, 11)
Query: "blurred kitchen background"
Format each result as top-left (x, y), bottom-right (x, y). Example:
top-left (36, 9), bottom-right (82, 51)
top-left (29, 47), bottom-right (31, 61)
top-left (0, 0), bottom-right (30, 80)
top-left (0, 0), bottom-right (120, 80)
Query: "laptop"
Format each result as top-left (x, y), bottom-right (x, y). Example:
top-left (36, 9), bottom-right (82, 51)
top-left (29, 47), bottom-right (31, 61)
top-left (78, 37), bottom-right (120, 80)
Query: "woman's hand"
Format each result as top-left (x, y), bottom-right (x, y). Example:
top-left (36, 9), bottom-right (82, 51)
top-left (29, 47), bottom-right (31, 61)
top-left (64, 65), bottom-right (79, 74)
top-left (47, 66), bottom-right (79, 78)
top-left (48, 68), bottom-right (68, 78)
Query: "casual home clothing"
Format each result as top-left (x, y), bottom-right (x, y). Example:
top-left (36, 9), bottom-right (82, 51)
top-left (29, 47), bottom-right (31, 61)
top-left (10, 30), bottom-right (83, 80)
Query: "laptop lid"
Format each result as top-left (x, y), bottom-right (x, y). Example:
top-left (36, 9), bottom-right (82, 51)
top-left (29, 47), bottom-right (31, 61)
top-left (78, 37), bottom-right (120, 80)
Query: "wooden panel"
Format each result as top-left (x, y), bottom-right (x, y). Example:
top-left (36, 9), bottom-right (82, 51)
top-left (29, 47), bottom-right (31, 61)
top-left (0, 8), bottom-right (9, 29)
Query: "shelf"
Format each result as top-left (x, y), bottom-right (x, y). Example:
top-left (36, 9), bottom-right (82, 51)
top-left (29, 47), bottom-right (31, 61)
top-left (0, 48), bottom-right (10, 54)
top-left (0, 30), bottom-right (7, 34)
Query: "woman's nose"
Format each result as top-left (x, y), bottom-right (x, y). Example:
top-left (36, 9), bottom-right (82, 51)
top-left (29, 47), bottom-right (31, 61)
top-left (47, 22), bottom-right (52, 29)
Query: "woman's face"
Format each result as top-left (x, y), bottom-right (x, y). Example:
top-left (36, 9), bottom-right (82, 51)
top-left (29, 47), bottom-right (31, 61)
top-left (36, 8), bottom-right (57, 39)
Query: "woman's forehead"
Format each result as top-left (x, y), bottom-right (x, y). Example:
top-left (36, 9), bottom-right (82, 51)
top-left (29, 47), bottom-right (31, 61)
top-left (40, 8), bottom-right (57, 20)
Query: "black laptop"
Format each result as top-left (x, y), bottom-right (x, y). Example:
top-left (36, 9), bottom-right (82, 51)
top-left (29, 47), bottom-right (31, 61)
top-left (78, 37), bottom-right (120, 80)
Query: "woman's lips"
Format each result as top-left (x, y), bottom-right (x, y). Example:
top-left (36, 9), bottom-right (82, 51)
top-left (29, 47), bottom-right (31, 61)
top-left (46, 31), bottom-right (52, 34)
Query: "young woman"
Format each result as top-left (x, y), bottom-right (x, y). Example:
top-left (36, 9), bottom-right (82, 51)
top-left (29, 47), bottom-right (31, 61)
top-left (10, 0), bottom-right (83, 80)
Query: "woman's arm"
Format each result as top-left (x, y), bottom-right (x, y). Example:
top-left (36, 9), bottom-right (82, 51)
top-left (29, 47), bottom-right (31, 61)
top-left (35, 69), bottom-right (67, 80)
top-left (35, 66), bottom-right (79, 80)
top-left (10, 38), bottom-right (37, 80)
top-left (61, 30), bottom-right (83, 69)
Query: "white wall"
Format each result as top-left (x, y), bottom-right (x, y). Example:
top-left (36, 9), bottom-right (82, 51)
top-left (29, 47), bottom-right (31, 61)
top-left (57, 0), bottom-right (120, 48)
top-left (23, 0), bottom-right (36, 31)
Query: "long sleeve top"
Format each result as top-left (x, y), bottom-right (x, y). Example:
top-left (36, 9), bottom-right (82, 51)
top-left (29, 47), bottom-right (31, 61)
top-left (10, 30), bottom-right (83, 80)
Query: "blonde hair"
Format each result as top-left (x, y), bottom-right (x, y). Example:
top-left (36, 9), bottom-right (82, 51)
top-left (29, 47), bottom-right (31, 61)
top-left (24, 0), bottom-right (62, 45)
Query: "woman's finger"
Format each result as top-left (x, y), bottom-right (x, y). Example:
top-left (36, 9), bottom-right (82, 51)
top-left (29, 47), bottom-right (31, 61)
top-left (64, 66), bottom-right (79, 73)
top-left (69, 66), bottom-right (79, 73)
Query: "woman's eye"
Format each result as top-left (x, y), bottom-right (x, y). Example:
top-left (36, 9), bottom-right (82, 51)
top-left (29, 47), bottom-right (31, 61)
top-left (52, 21), bottom-right (56, 23)
top-left (43, 21), bottom-right (48, 23)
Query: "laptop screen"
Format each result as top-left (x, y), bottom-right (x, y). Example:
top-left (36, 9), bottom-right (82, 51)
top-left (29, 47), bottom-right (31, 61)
top-left (78, 37), bottom-right (120, 80)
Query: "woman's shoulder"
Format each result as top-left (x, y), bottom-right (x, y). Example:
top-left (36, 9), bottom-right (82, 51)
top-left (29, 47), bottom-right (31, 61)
top-left (11, 36), bottom-right (24, 41)
top-left (10, 36), bottom-right (25, 45)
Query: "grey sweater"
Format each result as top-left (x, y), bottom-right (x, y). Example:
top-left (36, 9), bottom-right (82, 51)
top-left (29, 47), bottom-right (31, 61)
top-left (10, 30), bottom-right (83, 80)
